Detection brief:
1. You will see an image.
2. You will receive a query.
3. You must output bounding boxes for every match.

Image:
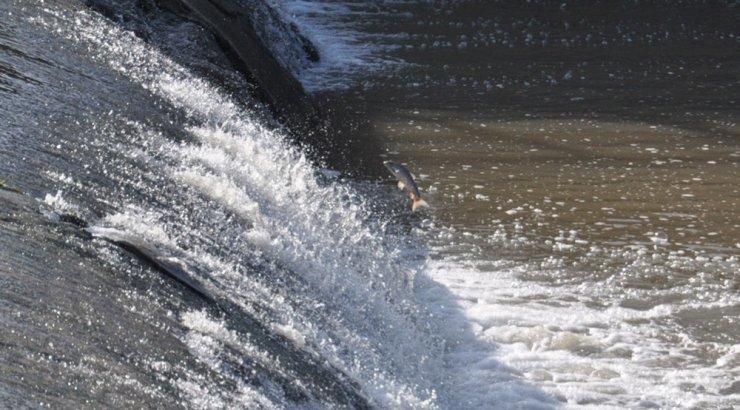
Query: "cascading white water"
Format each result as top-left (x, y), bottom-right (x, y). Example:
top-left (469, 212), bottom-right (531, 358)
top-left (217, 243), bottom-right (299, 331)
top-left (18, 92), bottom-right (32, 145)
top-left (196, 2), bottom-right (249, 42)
top-left (29, 5), bottom-right (453, 408)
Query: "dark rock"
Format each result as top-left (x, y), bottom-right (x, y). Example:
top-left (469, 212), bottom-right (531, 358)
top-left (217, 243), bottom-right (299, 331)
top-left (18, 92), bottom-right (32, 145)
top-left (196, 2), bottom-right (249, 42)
top-left (158, 0), bottom-right (324, 135)
top-left (57, 212), bottom-right (89, 229)
top-left (84, 0), bottom-right (120, 22)
top-left (108, 235), bottom-right (218, 303)
top-left (289, 22), bottom-right (320, 63)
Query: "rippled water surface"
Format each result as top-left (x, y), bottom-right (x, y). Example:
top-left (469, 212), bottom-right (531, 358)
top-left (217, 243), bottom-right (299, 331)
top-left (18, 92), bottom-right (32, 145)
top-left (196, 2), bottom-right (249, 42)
top-left (290, 0), bottom-right (740, 407)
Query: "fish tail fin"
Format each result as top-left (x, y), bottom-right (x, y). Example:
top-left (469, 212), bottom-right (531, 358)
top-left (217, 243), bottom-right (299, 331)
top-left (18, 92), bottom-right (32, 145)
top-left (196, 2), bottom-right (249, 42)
top-left (412, 197), bottom-right (430, 211)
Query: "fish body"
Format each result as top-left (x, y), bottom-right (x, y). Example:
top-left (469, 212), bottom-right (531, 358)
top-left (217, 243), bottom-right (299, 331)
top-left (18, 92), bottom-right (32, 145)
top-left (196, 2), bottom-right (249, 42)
top-left (383, 160), bottom-right (430, 211)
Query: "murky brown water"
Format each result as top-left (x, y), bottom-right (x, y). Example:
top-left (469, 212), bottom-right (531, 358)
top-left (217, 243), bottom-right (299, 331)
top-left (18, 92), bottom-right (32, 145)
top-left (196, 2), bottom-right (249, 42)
top-left (317, 0), bottom-right (740, 265)
top-left (306, 1), bottom-right (739, 406)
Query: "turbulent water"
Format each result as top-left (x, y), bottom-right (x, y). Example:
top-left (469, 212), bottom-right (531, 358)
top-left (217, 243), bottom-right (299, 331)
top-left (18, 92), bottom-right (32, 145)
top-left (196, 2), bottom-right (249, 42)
top-left (2, 1), bottom-right (739, 409)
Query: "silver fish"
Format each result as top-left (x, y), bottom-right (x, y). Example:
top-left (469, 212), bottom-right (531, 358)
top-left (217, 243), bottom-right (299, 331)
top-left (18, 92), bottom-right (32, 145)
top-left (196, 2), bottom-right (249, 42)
top-left (383, 160), bottom-right (430, 211)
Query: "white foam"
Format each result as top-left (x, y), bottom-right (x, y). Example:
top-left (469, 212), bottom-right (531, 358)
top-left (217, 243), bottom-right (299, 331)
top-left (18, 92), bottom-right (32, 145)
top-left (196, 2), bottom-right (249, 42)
top-left (420, 259), bottom-right (740, 408)
top-left (270, 322), bottom-right (307, 349)
top-left (38, 8), bottom-right (439, 407)
top-left (275, 1), bottom-right (405, 91)
top-left (42, 190), bottom-right (80, 215)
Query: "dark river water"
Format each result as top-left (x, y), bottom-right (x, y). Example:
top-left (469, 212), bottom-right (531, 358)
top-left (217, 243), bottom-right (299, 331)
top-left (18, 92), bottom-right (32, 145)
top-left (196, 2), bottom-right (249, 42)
top-left (288, 0), bottom-right (740, 408)
top-left (2, 0), bottom-right (739, 409)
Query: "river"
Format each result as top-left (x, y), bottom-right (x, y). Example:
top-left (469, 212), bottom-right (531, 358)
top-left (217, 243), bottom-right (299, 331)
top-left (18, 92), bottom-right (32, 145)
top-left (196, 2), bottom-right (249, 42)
top-left (2, 1), bottom-right (739, 409)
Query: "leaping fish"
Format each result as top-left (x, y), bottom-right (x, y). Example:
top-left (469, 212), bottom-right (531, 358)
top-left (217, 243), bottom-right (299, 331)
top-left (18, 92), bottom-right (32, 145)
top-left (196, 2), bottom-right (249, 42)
top-left (383, 160), bottom-right (430, 211)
